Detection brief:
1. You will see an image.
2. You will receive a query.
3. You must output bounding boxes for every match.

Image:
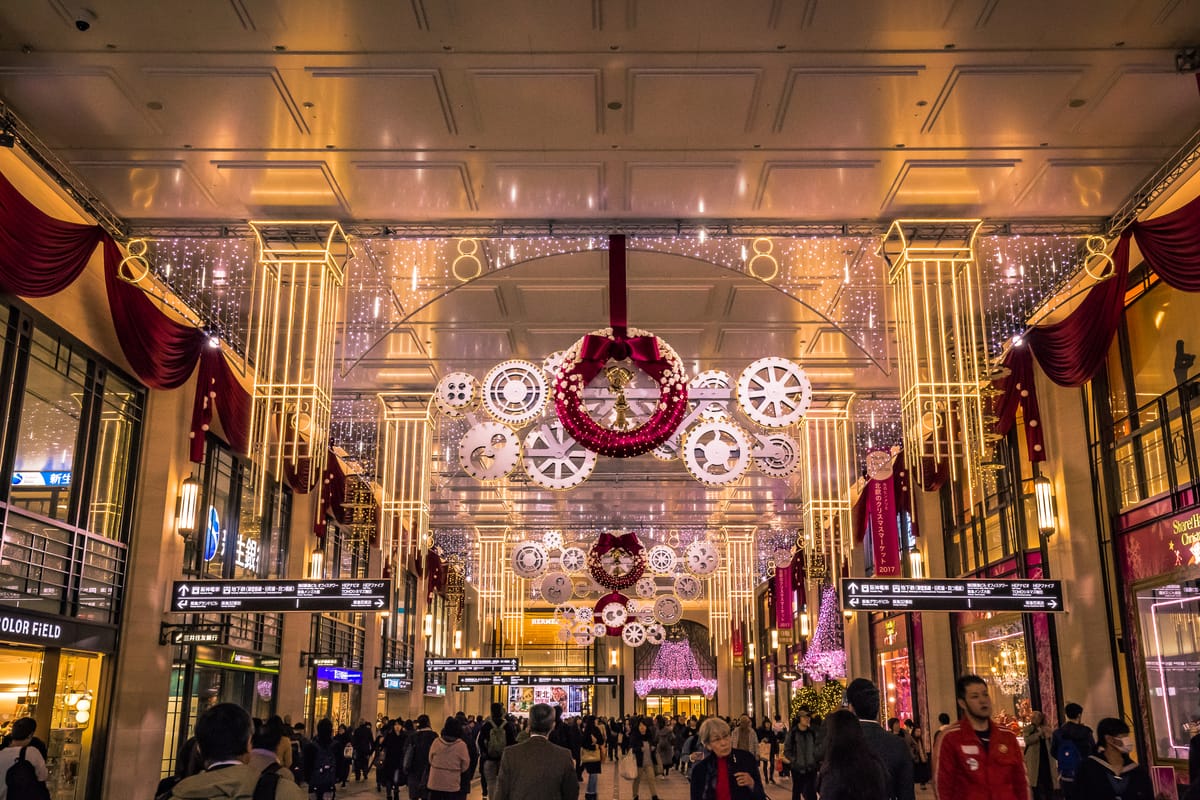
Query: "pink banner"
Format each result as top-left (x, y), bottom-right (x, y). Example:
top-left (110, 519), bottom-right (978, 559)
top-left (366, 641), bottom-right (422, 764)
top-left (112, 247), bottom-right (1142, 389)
top-left (774, 562), bottom-right (794, 630)
top-left (867, 476), bottom-right (901, 577)
top-left (731, 624), bottom-right (744, 659)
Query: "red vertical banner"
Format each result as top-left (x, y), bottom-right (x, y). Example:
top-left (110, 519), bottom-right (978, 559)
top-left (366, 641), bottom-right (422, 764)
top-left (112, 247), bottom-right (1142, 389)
top-left (732, 623), bottom-right (745, 660)
top-left (775, 561), bottom-right (794, 631)
top-left (867, 475), bottom-right (901, 576)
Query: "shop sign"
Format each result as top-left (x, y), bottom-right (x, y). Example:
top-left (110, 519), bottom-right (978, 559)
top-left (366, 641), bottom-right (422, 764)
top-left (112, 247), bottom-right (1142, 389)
top-left (424, 657), bottom-right (518, 672)
top-left (261, 658), bottom-right (281, 668)
top-left (204, 506), bottom-right (221, 561)
top-left (316, 666), bottom-right (362, 684)
top-left (162, 624), bottom-right (224, 646)
top-left (11, 471), bottom-right (71, 487)
top-left (170, 578), bottom-right (391, 613)
top-left (841, 578), bottom-right (1065, 612)
top-left (380, 670), bottom-right (408, 680)
top-left (454, 685), bottom-right (475, 692)
top-left (0, 610), bottom-right (116, 652)
top-left (310, 656), bottom-right (341, 667)
top-left (382, 677), bottom-right (412, 691)
top-left (457, 674), bottom-right (618, 686)
top-left (0, 614), bottom-right (62, 642)
top-left (1119, 508), bottom-right (1200, 583)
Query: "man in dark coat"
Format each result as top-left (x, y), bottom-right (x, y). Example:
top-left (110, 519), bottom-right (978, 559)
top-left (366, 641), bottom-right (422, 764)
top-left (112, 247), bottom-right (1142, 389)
top-left (352, 719), bottom-right (375, 781)
top-left (845, 677), bottom-right (915, 800)
top-left (494, 703), bottom-right (579, 800)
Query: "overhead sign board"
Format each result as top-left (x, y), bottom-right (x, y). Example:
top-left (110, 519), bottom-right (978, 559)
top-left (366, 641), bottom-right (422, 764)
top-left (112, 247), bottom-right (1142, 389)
top-left (316, 666), bottom-right (363, 684)
top-left (170, 579), bottom-right (392, 613)
top-left (454, 685), bottom-right (475, 692)
top-left (382, 677), bottom-right (413, 691)
top-left (841, 578), bottom-right (1065, 613)
top-left (164, 624), bottom-right (225, 646)
top-left (457, 675), bottom-right (619, 686)
top-left (424, 658), bottom-right (518, 672)
top-left (379, 670), bottom-right (409, 680)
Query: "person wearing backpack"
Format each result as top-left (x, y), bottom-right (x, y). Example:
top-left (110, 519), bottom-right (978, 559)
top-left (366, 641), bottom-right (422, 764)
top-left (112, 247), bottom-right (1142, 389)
top-left (303, 719), bottom-right (343, 800)
top-left (247, 718), bottom-right (304, 799)
top-left (0, 717), bottom-right (48, 800)
top-left (161, 703), bottom-right (305, 800)
top-left (1051, 702), bottom-right (1095, 800)
top-left (404, 714), bottom-right (438, 800)
top-left (477, 703), bottom-right (517, 798)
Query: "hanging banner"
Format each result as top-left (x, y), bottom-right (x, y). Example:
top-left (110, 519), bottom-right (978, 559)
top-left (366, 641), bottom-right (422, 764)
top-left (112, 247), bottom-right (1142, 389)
top-left (774, 559), bottom-right (795, 631)
top-left (866, 468), bottom-right (901, 577)
top-left (731, 623), bottom-right (744, 662)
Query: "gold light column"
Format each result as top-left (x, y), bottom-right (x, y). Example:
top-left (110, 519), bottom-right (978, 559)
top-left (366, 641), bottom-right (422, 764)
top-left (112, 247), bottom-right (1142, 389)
top-left (473, 525), bottom-right (509, 643)
top-left (797, 393), bottom-right (856, 580)
top-left (724, 526), bottom-right (758, 631)
top-left (377, 394), bottom-right (434, 564)
top-left (706, 535), bottom-right (731, 646)
top-left (879, 220), bottom-right (989, 495)
top-left (246, 222), bottom-right (352, 501)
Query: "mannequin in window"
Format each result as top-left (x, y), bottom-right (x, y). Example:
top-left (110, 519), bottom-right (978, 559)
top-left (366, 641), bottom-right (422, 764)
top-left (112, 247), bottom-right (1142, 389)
top-left (1175, 339), bottom-right (1195, 387)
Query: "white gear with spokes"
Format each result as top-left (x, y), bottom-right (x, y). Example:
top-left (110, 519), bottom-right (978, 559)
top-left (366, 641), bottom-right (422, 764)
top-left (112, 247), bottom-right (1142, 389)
top-left (482, 359), bottom-right (548, 425)
top-left (434, 372), bottom-right (479, 416)
top-left (654, 595), bottom-right (684, 625)
top-left (522, 418), bottom-right (597, 490)
top-left (621, 621), bottom-right (647, 647)
top-left (600, 602), bottom-right (628, 628)
top-left (646, 545), bottom-right (677, 575)
top-left (542, 531), bottom-right (564, 551)
top-left (560, 546), bottom-right (587, 573)
top-left (674, 575), bottom-right (702, 600)
top-left (458, 421), bottom-right (521, 481)
top-left (736, 357), bottom-right (813, 428)
top-left (511, 541), bottom-right (549, 579)
top-left (689, 370), bottom-right (734, 419)
top-left (682, 420), bottom-right (751, 485)
top-left (752, 433), bottom-right (802, 478)
top-left (684, 540), bottom-right (720, 576)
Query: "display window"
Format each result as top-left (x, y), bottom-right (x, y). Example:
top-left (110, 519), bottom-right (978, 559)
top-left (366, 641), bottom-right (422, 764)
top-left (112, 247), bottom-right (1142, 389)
top-left (872, 615), bottom-right (912, 723)
top-left (958, 615), bottom-right (1032, 727)
top-left (1133, 580), bottom-right (1200, 764)
top-left (0, 647), bottom-right (42, 737)
top-left (506, 684), bottom-right (591, 716)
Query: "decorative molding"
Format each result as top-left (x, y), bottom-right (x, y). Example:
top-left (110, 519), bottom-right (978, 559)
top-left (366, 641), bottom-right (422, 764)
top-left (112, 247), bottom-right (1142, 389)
top-left (142, 67), bottom-right (309, 135)
top-left (307, 67), bottom-right (458, 135)
top-left (774, 66), bottom-right (924, 133)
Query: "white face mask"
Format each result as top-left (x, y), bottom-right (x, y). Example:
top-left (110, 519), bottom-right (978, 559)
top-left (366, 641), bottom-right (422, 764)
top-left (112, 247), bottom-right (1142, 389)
top-left (1111, 736), bottom-right (1133, 754)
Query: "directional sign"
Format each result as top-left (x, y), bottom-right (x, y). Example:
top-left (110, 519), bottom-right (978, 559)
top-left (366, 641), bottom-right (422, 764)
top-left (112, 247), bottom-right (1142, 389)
top-left (841, 578), bottom-right (1065, 613)
top-left (457, 674), bottom-right (619, 686)
top-left (380, 670), bottom-right (409, 680)
top-left (424, 658), bottom-right (518, 672)
top-left (165, 624), bottom-right (224, 645)
top-left (454, 685), bottom-right (475, 692)
top-left (170, 579), bottom-right (392, 613)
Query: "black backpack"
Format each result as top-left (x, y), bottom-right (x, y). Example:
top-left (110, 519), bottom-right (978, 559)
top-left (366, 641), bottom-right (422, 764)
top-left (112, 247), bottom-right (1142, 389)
top-left (6, 748), bottom-right (47, 800)
top-left (252, 763), bottom-right (282, 800)
top-left (311, 741), bottom-right (338, 787)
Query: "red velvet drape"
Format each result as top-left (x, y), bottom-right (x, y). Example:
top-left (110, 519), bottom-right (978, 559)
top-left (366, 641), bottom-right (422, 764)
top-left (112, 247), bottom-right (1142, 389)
top-left (0, 170), bottom-right (102, 297)
top-left (993, 347), bottom-right (1047, 461)
top-left (1130, 194), bottom-right (1200, 292)
top-left (190, 347), bottom-right (252, 462)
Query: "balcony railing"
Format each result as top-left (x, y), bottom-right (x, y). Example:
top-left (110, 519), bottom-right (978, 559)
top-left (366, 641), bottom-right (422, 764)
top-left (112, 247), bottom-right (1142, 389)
top-left (1111, 377), bottom-right (1200, 512)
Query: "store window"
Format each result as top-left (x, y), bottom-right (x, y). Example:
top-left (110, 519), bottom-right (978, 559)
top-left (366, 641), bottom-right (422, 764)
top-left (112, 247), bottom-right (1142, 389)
top-left (872, 615), bottom-right (912, 723)
top-left (959, 616), bottom-right (1031, 726)
top-left (1134, 581), bottom-right (1200, 763)
top-left (0, 647), bottom-right (42, 738)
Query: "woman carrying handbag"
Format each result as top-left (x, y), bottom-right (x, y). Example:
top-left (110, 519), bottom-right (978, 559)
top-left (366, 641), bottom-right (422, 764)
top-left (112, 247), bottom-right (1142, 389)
top-left (581, 716), bottom-right (606, 800)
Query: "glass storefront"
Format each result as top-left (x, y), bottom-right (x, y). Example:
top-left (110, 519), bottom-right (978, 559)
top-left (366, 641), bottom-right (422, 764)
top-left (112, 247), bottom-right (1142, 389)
top-left (872, 614), bottom-right (913, 723)
top-left (1134, 580), bottom-right (1200, 763)
top-left (958, 614), bottom-right (1031, 727)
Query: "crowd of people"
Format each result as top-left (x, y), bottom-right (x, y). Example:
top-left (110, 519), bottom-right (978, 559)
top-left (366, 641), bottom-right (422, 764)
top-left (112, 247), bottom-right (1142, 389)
top-left (111, 670), bottom-right (1200, 799)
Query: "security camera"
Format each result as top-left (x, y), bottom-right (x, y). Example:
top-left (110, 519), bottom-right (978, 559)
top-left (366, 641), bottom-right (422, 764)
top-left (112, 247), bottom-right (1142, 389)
top-left (73, 9), bottom-right (97, 32)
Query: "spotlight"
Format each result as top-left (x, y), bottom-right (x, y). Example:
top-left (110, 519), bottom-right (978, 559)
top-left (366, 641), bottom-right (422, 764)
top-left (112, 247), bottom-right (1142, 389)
top-left (1177, 47), bottom-right (1200, 74)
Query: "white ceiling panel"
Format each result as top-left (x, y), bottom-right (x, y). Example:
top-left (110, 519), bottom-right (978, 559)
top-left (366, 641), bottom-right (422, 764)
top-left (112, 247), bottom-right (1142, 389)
top-left (757, 160), bottom-right (881, 217)
top-left (212, 161), bottom-right (347, 215)
top-left (775, 67), bottom-right (925, 147)
top-left (350, 162), bottom-right (476, 216)
top-left (883, 158), bottom-right (1019, 214)
top-left (626, 163), bottom-right (740, 215)
top-left (0, 69), bottom-right (157, 148)
top-left (628, 69), bottom-right (761, 141)
top-left (1015, 158), bottom-right (1160, 216)
top-left (627, 285), bottom-right (716, 323)
top-left (1081, 68), bottom-right (1200, 143)
top-left (488, 163), bottom-right (606, 214)
top-left (513, 286), bottom-right (608, 323)
top-left (922, 66), bottom-right (1087, 144)
top-left (305, 69), bottom-right (458, 144)
top-left (69, 160), bottom-right (215, 217)
top-left (469, 70), bottom-right (603, 145)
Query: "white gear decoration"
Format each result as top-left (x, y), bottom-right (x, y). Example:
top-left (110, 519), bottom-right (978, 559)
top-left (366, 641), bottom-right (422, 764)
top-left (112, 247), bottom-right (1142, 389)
top-left (574, 606), bottom-right (593, 623)
top-left (635, 576), bottom-right (658, 599)
top-left (625, 599), bottom-right (641, 614)
top-left (573, 578), bottom-right (592, 599)
top-left (522, 419), bottom-right (597, 490)
top-left (573, 628), bottom-right (595, 646)
top-left (674, 575), bottom-right (702, 600)
top-left (685, 540), bottom-right (720, 575)
top-left (650, 438), bottom-right (679, 461)
top-left (654, 595), bottom-right (684, 625)
top-left (646, 545), bottom-right (677, 575)
top-left (622, 621), bottom-right (647, 647)
top-left (482, 359), bottom-right (548, 425)
top-left (540, 572), bottom-right (573, 604)
top-left (682, 420), bottom-right (751, 485)
top-left (736, 357), bottom-right (813, 428)
top-left (554, 604), bottom-right (576, 621)
top-left (511, 541), bottom-right (549, 579)
top-left (637, 606), bottom-right (655, 624)
top-left (557, 625), bottom-right (573, 643)
top-left (753, 433), bottom-right (802, 478)
top-left (689, 370), bottom-right (734, 419)
top-left (543, 531), bottom-right (564, 551)
top-left (645, 622), bottom-right (667, 645)
top-left (600, 602), bottom-right (627, 628)
top-left (543, 350), bottom-right (567, 377)
top-left (459, 421), bottom-right (521, 481)
top-left (592, 623), bottom-right (607, 637)
top-left (560, 547), bottom-right (587, 573)
top-left (434, 372), bottom-right (479, 416)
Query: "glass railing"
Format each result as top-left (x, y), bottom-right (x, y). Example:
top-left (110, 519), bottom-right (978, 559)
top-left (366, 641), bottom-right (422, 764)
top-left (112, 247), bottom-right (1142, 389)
top-left (1111, 377), bottom-right (1200, 512)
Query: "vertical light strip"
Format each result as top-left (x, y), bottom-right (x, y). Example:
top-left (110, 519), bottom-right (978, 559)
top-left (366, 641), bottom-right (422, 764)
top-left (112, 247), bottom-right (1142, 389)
top-left (724, 526), bottom-right (757, 631)
top-left (707, 532), bottom-right (731, 646)
top-left (473, 525), bottom-right (509, 641)
top-left (377, 394), bottom-right (434, 563)
top-left (798, 393), bottom-right (856, 580)
top-left (879, 220), bottom-right (988, 498)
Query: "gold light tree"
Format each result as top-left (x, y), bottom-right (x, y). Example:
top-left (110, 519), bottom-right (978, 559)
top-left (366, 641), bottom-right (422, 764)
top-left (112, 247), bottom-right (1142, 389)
top-left (377, 394), bottom-right (434, 564)
top-left (246, 222), bottom-right (352, 501)
top-left (879, 220), bottom-right (989, 495)
top-left (797, 393), bottom-right (856, 580)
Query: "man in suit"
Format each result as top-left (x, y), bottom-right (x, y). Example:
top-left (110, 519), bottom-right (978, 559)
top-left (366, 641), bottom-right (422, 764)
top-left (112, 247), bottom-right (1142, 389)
top-left (846, 677), bottom-right (916, 800)
top-left (494, 703), bottom-right (580, 800)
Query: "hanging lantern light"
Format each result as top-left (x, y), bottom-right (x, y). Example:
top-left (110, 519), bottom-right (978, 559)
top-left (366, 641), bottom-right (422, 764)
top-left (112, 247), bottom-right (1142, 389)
top-left (797, 393), bottom-right (856, 581)
top-left (377, 395), bottom-right (434, 563)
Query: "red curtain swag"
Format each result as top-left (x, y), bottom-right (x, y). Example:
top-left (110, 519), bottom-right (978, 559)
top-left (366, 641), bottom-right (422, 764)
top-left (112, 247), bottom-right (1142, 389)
top-left (993, 347), bottom-right (1047, 463)
top-left (0, 170), bottom-right (103, 297)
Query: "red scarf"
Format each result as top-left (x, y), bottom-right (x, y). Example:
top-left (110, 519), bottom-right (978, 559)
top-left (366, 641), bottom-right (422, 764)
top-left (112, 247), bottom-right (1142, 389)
top-left (716, 756), bottom-right (731, 800)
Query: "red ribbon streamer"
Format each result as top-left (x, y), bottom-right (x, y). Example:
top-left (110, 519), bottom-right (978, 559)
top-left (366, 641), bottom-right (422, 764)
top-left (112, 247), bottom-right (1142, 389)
top-left (609, 234), bottom-right (627, 338)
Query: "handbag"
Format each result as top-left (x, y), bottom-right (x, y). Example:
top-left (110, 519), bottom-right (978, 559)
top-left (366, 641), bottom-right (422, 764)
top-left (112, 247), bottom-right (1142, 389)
top-left (582, 747), bottom-right (602, 764)
top-left (757, 741), bottom-right (771, 761)
top-left (619, 752), bottom-right (639, 780)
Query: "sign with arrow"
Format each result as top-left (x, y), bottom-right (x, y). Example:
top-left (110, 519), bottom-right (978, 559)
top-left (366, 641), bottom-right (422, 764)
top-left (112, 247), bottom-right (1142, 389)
top-left (841, 578), bottom-right (1065, 613)
top-left (169, 579), bottom-right (392, 613)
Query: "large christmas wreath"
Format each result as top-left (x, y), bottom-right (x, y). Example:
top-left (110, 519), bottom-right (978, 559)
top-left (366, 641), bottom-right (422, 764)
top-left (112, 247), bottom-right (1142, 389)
top-left (587, 532), bottom-right (647, 591)
top-left (553, 326), bottom-right (689, 458)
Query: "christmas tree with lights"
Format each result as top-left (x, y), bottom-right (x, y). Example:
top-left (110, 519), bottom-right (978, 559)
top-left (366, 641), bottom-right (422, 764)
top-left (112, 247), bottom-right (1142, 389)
top-left (633, 639), bottom-right (718, 698)
top-left (799, 582), bottom-right (846, 681)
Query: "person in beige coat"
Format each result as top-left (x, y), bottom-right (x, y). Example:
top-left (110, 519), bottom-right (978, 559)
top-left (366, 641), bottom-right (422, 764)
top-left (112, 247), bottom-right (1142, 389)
top-left (427, 717), bottom-right (472, 800)
top-left (1023, 711), bottom-right (1058, 800)
top-left (494, 703), bottom-right (580, 800)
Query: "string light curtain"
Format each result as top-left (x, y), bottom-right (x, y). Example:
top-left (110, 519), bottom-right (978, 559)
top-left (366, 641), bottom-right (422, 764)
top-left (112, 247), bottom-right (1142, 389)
top-left (247, 222), bottom-right (352, 499)
top-left (377, 394), bottom-right (434, 564)
top-left (473, 525), bottom-right (508, 642)
top-left (797, 393), bottom-right (856, 580)
top-left (880, 220), bottom-right (989, 497)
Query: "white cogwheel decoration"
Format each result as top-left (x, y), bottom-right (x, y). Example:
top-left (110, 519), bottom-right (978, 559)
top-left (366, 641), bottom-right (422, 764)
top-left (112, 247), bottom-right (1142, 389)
top-left (685, 540), bottom-right (720, 576)
top-left (654, 595), bottom-right (684, 625)
top-left (557, 625), bottom-right (573, 643)
top-left (554, 604), bottom-right (576, 621)
top-left (621, 621), bottom-right (647, 647)
top-left (573, 628), bottom-right (595, 646)
top-left (522, 418), bottom-right (597, 490)
top-left (434, 372), bottom-right (479, 416)
top-left (560, 547), bottom-right (587, 573)
top-left (540, 572), bottom-right (573, 604)
top-left (572, 578), bottom-right (592, 599)
top-left (737, 357), bottom-right (813, 428)
top-left (592, 623), bottom-right (607, 638)
top-left (682, 420), bottom-right (751, 485)
top-left (600, 602), bottom-right (627, 628)
top-left (646, 545), bottom-right (677, 575)
top-left (689, 370), bottom-right (734, 419)
top-left (635, 576), bottom-right (658, 599)
top-left (542, 531), bottom-right (564, 551)
top-left (511, 541), bottom-right (549, 579)
top-left (753, 433), bottom-right (802, 478)
top-left (637, 606), bottom-right (655, 624)
top-left (482, 359), bottom-right (548, 425)
top-left (650, 437), bottom-right (679, 461)
top-left (674, 575), bottom-right (702, 600)
top-left (458, 421), bottom-right (521, 481)
top-left (625, 599), bottom-right (641, 614)
top-left (574, 605), bottom-right (593, 623)
top-left (543, 350), bottom-right (568, 377)
top-left (645, 622), bottom-right (667, 645)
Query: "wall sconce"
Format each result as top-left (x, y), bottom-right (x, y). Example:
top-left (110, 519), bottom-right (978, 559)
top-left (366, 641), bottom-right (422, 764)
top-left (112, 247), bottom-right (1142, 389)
top-left (1034, 474), bottom-right (1056, 536)
top-left (799, 612), bottom-right (810, 637)
top-left (308, 551), bottom-right (324, 580)
top-left (747, 642), bottom-right (755, 661)
top-left (908, 550), bottom-right (925, 579)
top-left (423, 613), bottom-right (433, 638)
top-left (453, 629), bottom-right (462, 651)
top-left (844, 609), bottom-right (854, 620)
top-left (609, 648), bottom-right (619, 668)
top-left (770, 629), bottom-right (779, 650)
top-left (176, 475), bottom-right (201, 536)
top-left (470, 648), bottom-right (479, 659)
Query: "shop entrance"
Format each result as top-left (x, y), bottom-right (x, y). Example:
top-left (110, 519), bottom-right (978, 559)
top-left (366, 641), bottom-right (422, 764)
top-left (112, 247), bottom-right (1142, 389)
top-left (640, 694), bottom-right (710, 719)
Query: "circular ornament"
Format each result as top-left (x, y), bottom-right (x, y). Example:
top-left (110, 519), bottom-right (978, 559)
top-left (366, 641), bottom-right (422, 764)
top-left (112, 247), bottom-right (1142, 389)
top-left (646, 545), bottom-right (677, 575)
top-left (753, 433), bottom-right (801, 478)
top-left (654, 595), bottom-right (684, 625)
top-left (522, 418), bottom-right (598, 490)
top-left (572, 578), bottom-right (592, 599)
top-left (637, 606), bottom-right (655, 624)
top-left (511, 541), bottom-right (549, 579)
top-left (736, 357), bottom-right (813, 428)
top-left (650, 438), bottom-right (680, 461)
top-left (645, 622), bottom-right (667, 645)
top-left (557, 625), bottom-right (573, 643)
top-left (600, 602), bottom-right (628, 628)
top-left (689, 370), bottom-right (734, 419)
top-left (560, 547), bottom-right (587, 573)
top-left (592, 623), bottom-right (607, 638)
top-left (543, 350), bottom-right (568, 377)
top-left (434, 372), bottom-right (479, 416)
top-left (635, 576), bottom-right (658, 599)
top-left (573, 628), bottom-right (595, 646)
top-left (685, 540), bottom-right (720, 575)
top-left (682, 420), bottom-right (751, 485)
top-left (674, 575), bottom-right (702, 600)
top-left (552, 327), bottom-right (690, 458)
top-left (542, 531), bottom-right (564, 551)
top-left (554, 604), bottom-right (576, 621)
top-left (626, 599), bottom-right (641, 614)
top-left (540, 571), bottom-right (573, 604)
top-left (587, 533), bottom-right (647, 591)
top-left (866, 450), bottom-right (893, 481)
top-left (458, 421), bottom-right (521, 481)
top-left (574, 606), bottom-right (593, 623)
top-left (483, 360), bottom-right (548, 426)
top-left (621, 621), bottom-right (647, 647)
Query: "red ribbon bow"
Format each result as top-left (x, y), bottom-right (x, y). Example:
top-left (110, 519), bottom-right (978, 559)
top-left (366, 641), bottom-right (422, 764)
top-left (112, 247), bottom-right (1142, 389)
top-left (576, 334), bottom-right (672, 384)
top-left (593, 531), bottom-right (643, 556)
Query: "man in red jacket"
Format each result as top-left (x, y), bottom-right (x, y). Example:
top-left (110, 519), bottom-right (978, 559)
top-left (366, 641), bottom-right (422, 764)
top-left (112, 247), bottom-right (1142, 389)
top-left (935, 674), bottom-right (1027, 800)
